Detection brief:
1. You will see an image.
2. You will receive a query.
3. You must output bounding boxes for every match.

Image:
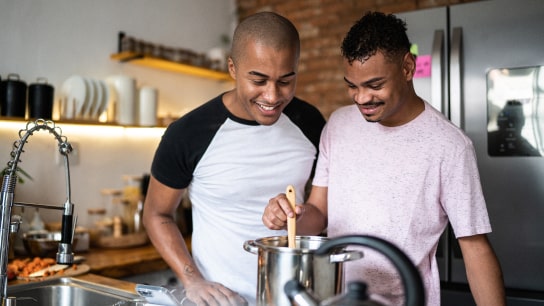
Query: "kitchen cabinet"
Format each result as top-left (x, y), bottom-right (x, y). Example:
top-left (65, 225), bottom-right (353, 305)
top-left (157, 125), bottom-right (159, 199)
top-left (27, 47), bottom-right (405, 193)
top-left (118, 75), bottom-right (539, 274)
top-left (110, 51), bottom-right (232, 82)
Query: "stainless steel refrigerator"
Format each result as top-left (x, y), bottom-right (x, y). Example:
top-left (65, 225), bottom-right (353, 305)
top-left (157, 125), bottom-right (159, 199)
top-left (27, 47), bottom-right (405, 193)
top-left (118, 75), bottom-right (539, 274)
top-left (398, 0), bottom-right (544, 305)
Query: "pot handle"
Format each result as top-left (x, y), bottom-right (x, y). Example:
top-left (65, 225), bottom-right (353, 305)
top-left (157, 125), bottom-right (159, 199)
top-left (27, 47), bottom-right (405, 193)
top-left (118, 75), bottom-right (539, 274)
top-left (315, 235), bottom-right (425, 306)
top-left (34, 77), bottom-right (49, 84)
top-left (7, 73), bottom-right (20, 81)
top-left (329, 250), bottom-right (364, 263)
top-left (243, 240), bottom-right (258, 254)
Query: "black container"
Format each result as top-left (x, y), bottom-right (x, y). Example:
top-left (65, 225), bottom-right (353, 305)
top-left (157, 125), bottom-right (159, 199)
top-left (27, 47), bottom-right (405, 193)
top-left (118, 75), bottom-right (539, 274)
top-left (0, 73), bottom-right (27, 118)
top-left (28, 78), bottom-right (54, 119)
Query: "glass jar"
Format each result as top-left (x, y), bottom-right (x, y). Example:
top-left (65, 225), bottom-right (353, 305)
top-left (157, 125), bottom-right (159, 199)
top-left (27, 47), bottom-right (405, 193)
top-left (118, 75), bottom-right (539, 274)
top-left (122, 175), bottom-right (142, 233)
top-left (87, 207), bottom-right (108, 246)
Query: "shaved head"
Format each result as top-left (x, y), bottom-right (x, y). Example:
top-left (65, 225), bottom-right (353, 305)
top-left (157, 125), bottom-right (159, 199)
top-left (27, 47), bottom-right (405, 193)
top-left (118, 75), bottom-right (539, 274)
top-left (231, 11), bottom-right (300, 65)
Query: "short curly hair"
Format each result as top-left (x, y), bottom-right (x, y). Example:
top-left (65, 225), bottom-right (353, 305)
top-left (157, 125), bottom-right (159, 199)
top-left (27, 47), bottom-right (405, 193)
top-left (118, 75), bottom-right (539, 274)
top-left (341, 11), bottom-right (411, 64)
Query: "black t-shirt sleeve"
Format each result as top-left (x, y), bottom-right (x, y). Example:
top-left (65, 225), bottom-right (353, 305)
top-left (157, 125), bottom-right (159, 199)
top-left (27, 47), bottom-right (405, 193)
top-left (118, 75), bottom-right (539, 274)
top-left (150, 96), bottom-right (228, 189)
top-left (283, 96), bottom-right (326, 152)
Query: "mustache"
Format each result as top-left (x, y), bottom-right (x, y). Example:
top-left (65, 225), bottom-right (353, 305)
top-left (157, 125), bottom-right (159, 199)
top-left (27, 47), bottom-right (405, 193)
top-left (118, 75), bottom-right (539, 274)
top-left (354, 101), bottom-right (384, 106)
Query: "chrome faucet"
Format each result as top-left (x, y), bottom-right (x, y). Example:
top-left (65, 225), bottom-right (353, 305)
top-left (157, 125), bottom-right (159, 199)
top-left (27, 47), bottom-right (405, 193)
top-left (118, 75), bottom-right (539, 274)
top-left (0, 119), bottom-right (76, 303)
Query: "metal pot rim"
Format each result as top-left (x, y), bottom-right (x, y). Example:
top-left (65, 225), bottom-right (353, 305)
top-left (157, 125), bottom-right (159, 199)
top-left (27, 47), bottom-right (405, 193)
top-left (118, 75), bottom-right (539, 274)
top-left (249, 235), bottom-right (336, 254)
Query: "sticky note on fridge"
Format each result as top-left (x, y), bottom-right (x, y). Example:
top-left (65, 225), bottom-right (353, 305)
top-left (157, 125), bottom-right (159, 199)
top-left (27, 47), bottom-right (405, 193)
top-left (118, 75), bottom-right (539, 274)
top-left (414, 54), bottom-right (431, 78)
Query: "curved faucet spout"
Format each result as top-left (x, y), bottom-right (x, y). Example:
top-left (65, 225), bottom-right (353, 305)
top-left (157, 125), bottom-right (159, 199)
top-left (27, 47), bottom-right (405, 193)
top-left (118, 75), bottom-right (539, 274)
top-left (0, 119), bottom-right (76, 301)
top-left (6, 119), bottom-right (73, 202)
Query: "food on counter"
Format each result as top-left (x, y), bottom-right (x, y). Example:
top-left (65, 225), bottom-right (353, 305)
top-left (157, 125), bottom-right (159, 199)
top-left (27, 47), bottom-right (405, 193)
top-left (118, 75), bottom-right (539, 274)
top-left (7, 257), bottom-right (78, 279)
top-left (7, 266), bottom-right (16, 281)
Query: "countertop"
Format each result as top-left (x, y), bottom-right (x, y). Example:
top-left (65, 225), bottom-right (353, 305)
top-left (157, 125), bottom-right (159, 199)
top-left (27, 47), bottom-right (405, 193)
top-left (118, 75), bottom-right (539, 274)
top-left (83, 244), bottom-right (169, 278)
top-left (8, 243), bottom-right (170, 286)
top-left (8, 235), bottom-right (194, 289)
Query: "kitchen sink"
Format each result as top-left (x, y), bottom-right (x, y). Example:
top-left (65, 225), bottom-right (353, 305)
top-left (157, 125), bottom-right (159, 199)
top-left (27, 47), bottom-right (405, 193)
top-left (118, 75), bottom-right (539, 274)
top-left (6, 277), bottom-right (144, 306)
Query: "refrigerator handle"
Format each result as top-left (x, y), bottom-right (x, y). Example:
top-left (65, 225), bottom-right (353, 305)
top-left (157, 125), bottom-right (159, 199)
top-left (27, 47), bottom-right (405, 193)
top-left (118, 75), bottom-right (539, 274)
top-left (431, 30), bottom-right (446, 116)
top-left (450, 27), bottom-right (463, 128)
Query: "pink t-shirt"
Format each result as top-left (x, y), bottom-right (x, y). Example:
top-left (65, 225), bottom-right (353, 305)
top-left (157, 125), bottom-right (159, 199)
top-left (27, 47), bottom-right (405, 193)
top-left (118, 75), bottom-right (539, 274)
top-left (313, 102), bottom-right (491, 305)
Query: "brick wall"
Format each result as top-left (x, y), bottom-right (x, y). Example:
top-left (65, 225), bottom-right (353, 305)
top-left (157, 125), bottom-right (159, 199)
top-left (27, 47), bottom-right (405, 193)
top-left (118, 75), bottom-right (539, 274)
top-left (235, 0), bottom-right (481, 118)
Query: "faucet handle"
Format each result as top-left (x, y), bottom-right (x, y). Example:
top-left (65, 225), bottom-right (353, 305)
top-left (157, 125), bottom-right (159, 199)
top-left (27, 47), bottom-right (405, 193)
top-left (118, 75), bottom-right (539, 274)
top-left (9, 215), bottom-right (22, 233)
top-left (56, 243), bottom-right (74, 265)
top-left (56, 214), bottom-right (77, 265)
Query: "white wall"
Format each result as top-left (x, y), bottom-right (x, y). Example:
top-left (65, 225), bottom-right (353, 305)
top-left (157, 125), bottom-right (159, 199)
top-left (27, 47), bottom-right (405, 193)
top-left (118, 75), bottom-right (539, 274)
top-left (0, 0), bottom-right (236, 226)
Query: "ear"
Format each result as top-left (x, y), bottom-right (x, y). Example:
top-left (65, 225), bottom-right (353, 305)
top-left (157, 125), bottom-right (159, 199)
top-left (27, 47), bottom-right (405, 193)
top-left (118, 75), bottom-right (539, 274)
top-left (402, 52), bottom-right (416, 81)
top-left (228, 57), bottom-right (237, 80)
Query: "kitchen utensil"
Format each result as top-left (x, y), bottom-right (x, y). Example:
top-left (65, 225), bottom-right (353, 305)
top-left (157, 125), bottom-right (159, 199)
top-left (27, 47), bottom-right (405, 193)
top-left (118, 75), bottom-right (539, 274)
top-left (284, 235), bottom-right (425, 306)
top-left (286, 185), bottom-right (296, 248)
top-left (0, 73), bottom-right (27, 118)
top-left (28, 77), bottom-right (54, 119)
top-left (244, 235), bottom-right (363, 306)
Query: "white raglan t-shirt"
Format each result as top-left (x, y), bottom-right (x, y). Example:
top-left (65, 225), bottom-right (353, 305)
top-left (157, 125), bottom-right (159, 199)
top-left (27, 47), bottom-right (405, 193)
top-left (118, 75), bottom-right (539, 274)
top-left (152, 94), bottom-right (325, 305)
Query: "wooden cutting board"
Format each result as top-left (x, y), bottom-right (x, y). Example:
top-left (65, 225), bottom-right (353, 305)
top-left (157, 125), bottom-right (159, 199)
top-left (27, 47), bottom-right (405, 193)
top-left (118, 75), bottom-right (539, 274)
top-left (18, 264), bottom-right (90, 281)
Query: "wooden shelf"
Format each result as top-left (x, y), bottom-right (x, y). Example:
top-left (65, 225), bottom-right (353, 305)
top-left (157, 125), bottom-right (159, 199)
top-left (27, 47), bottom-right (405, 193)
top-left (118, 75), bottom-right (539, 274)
top-left (111, 52), bottom-right (232, 82)
top-left (0, 117), bottom-right (166, 129)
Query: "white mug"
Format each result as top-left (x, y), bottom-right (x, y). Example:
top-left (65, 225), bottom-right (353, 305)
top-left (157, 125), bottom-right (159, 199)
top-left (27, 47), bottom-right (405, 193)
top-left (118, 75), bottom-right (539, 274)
top-left (105, 75), bottom-right (136, 125)
top-left (138, 86), bottom-right (158, 126)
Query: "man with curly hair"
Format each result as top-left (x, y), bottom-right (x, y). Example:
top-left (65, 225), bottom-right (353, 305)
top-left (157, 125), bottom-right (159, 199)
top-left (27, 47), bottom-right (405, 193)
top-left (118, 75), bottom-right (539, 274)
top-left (263, 11), bottom-right (505, 305)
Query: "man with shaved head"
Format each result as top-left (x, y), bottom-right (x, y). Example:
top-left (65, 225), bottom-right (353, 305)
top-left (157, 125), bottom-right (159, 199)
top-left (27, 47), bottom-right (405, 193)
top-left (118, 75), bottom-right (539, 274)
top-left (143, 11), bottom-right (325, 306)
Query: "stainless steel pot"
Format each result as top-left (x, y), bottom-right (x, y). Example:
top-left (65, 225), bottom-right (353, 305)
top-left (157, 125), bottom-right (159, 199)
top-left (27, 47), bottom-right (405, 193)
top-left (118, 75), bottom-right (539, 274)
top-left (244, 235), bottom-right (363, 306)
top-left (284, 235), bottom-right (426, 306)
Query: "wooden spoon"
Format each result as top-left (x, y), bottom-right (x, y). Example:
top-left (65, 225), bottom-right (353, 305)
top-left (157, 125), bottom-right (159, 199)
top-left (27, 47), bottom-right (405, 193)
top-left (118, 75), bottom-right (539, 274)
top-left (286, 185), bottom-right (297, 248)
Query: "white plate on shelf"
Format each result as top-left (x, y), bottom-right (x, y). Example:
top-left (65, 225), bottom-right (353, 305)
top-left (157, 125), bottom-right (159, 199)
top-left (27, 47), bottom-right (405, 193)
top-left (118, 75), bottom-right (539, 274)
top-left (80, 77), bottom-right (95, 119)
top-left (103, 80), bottom-right (118, 123)
top-left (60, 75), bottom-right (87, 120)
top-left (85, 78), bottom-right (102, 120)
top-left (92, 80), bottom-right (108, 120)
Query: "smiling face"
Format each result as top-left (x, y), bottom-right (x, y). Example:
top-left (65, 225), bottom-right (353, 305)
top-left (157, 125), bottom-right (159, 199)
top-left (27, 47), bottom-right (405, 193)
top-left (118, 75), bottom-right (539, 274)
top-left (343, 51), bottom-right (422, 127)
top-left (226, 41), bottom-right (298, 126)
